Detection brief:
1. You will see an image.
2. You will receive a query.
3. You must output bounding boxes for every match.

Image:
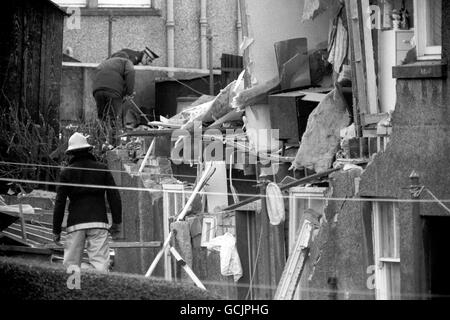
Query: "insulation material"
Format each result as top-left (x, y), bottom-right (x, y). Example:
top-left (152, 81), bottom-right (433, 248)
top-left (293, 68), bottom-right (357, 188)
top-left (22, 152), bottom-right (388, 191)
top-left (231, 77), bottom-right (280, 111)
top-left (302, 0), bottom-right (338, 21)
top-left (208, 110), bottom-right (244, 129)
top-left (206, 233), bottom-right (243, 282)
top-left (245, 105), bottom-right (282, 154)
top-left (239, 36), bottom-right (254, 54)
top-left (204, 162), bottom-right (229, 213)
top-left (292, 85), bottom-right (350, 172)
top-left (172, 221), bottom-right (194, 282)
top-left (302, 0), bottom-right (325, 21)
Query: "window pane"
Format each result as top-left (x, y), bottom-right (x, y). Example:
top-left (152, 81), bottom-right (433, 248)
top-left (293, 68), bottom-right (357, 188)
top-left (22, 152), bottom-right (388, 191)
top-left (427, 0), bottom-right (442, 47)
top-left (386, 262), bottom-right (401, 300)
top-left (51, 0), bottom-right (86, 6)
top-left (98, 0), bottom-right (151, 7)
top-left (379, 202), bottom-right (400, 259)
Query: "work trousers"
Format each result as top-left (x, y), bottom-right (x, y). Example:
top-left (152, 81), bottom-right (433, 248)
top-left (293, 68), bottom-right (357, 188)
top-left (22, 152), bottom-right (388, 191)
top-left (94, 91), bottom-right (123, 123)
top-left (94, 90), bottom-right (124, 145)
top-left (63, 228), bottom-right (110, 272)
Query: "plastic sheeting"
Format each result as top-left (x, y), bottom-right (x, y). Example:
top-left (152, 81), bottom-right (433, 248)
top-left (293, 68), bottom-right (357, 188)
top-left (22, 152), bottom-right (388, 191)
top-left (206, 233), bottom-right (243, 282)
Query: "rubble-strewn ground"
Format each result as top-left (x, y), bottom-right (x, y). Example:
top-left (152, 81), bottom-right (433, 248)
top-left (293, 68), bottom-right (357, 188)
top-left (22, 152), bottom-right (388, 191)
top-left (0, 256), bottom-right (219, 300)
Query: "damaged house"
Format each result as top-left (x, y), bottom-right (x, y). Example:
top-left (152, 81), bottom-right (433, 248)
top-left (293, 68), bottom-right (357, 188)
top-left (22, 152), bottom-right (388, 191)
top-left (133, 0), bottom-right (445, 300)
top-left (220, 0), bottom-right (446, 300)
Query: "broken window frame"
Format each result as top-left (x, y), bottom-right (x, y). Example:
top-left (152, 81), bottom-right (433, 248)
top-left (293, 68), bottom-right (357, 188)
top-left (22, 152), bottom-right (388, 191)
top-left (51, 0), bottom-right (87, 7)
top-left (414, 0), bottom-right (442, 60)
top-left (372, 201), bottom-right (401, 300)
top-left (97, 0), bottom-right (151, 8)
top-left (162, 184), bottom-right (187, 280)
top-left (52, 0), bottom-right (152, 8)
top-left (201, 216), bottom-right (217, 248)
top-left (288, 186), bottom-right (328, 300)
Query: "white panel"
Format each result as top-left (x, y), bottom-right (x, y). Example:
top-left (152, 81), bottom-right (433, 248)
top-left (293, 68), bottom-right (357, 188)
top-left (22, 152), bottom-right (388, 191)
top-left (51, 0), bottom-right (86, 6)
top-left (98, 0), bottom-right (150, 7)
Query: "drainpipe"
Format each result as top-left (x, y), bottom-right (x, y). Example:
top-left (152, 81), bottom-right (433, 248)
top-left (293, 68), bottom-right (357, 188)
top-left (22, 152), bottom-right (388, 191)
top-left (108, 13), bottom-right (115, 58)
top-left (409, 171), bottom-right (427, 299)
top-left (207, 28), bottom-right (214, 95)
top-left (200, 0), bottom-right (208, 70)
top-left (236, 0), bottom-right (243, 52)
top-left (167, 0), bottom-right (175, 77)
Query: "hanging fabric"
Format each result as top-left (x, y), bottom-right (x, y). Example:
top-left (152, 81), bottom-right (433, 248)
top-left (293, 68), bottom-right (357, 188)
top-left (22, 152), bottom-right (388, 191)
top-left (327, 2), bottom-right (349, 74)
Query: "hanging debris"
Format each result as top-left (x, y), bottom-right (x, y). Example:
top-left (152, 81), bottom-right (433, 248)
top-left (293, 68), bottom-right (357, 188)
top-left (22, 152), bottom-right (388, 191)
top-left (292, 85), bottom-right (351, 173)
top-left (302, 0), bottom-right (340, 22)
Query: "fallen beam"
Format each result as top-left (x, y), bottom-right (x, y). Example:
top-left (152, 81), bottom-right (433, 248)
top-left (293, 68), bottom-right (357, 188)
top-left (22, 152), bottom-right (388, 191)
top-left (221, 168), bottom-right (340, 213)
top-left (145, 165), bottom-right (216, 278)
top-left (274, 209), bottom-right (321, 300)
top-left (62, 62), bottom-right (222, 75)
top-left (110, 242), bottom-right (162, 249)
top-left (43, 241), bottom-right (162, 250)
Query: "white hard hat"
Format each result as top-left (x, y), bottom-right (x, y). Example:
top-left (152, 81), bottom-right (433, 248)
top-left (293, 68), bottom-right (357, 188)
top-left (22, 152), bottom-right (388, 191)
top-left (265, 182), bottom-right (285, 226)
top-left (66, 132), bottom-right (93, 154)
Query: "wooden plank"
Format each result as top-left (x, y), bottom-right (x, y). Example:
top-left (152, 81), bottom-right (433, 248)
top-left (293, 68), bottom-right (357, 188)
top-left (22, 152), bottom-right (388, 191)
top-left (62, 62), bottom-right (223, 75)
top-left (360, 0), bottom-right (379, 115)
top-left (111, 242), bottom-right (162, 249)
top-left (145, 165), bottom-right (216, 278)
top-left (392, 62), bottom-right (447, 79)
top-left (345, 0), bottom-right (368, 126)
top-left (24, 2), bottom-right (43, 124)
top-left (43, 8), bottom-right (64, 132)
top-left (43, 242), bottom-right (161, 250)
top-left (221, 168), bottom-right (340, 213)
top-left (363, 112), bottom-right (390, 125)
top-left (39, 5), bottom-right (47, 125)
top-left (274, 209), bottom-right (321, 300)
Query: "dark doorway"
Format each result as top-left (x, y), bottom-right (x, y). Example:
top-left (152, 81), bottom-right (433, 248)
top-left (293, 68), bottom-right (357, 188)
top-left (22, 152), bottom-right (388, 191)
top-left (425, 217), bottom-right (450, 299)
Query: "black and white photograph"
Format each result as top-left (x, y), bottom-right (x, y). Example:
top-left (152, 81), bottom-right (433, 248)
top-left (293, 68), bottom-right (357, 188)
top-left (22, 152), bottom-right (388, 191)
top-left (0, 0), bottom-right (447, 310)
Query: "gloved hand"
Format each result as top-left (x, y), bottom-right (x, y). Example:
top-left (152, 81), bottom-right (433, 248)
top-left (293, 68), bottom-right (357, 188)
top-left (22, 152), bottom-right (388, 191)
top-left (123, 93), bottom-right (136, 102)
top-left (53, 233), bottom-right (62, 245)
top-left (109, 223), bottom-right (122, 239)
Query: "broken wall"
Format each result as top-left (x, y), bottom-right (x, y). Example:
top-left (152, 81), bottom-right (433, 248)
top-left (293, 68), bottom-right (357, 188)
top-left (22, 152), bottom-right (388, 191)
top-left (242, 0), bottom-right (332, 84)
top-left (301, 170), bottom-right (375, 300)
top-left (300, 76), bottom-right (450, 300)
top-left (358, 76), bottom-right (450, 298)
top-left (240, 0), bottom-right (333, 154)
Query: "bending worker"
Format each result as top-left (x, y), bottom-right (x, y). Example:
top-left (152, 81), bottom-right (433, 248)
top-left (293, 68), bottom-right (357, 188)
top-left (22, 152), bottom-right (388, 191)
top-left (53, 132), bottom-right (122, 272)
top-left (92, 51), bottom-right (135, 141)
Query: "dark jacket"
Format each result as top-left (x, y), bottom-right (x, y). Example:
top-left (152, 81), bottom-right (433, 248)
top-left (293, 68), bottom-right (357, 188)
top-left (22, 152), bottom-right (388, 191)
top-left (53, 153), bottom-right (122, 235)
top-left (93, 57), bottom-right (135, 98)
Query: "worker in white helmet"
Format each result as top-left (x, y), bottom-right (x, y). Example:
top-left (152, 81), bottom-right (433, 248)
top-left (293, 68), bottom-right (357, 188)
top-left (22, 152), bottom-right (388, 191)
top-left (53, 132), bottom-right (122, 272)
